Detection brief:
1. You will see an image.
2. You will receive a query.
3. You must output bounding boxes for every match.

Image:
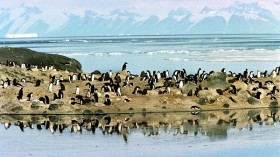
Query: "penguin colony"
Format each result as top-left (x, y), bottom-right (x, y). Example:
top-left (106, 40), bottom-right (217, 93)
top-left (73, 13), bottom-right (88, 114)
top-left (0, 61), bottom-right (279, 112)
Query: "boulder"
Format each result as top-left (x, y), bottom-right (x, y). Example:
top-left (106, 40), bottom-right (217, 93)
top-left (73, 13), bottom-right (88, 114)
top-left (203, 72), bottom-right (230, 90)
top-left (181, 82), bottom-right (197, 94)
top-left (247, 97), bottom-right (261, 105)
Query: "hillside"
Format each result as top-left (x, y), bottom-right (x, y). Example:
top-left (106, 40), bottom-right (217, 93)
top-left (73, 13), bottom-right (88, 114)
top-left (0, 47), bottom-right (82, 73)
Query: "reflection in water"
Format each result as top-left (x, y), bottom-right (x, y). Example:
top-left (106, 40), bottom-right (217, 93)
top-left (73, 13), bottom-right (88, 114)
top-left (1, 108), bottom-right (279, 143)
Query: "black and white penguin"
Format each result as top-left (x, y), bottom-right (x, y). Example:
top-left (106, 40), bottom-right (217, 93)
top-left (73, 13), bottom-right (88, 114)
top-left (116, 84), bottom-right (122, 96)
top-left (13, 79), bottom-right (23, 87)
top-left (35, 80), bottom-right (41, 87)
top-left (114, 73), bottom-right (122, 83)
top-left (68, 75), bottom-right (73, 83)
top-left (72, 74), bottom-right (77, 81)
top-left (93, 89), bottom-right (99, 102)
top-left (17, 87), bottom-right (23, 100)
top-left (58, 89), bottom-right (64, 99)
top-left (60, 83), bottom-right (65, 91)
top-left (104, 94), bottom-right (111, 106)
top-left (255, 92), bottom-right (262, 99)
top-left (27, 92), bottom-right (33, 101)
top-left (21, 78), bottom-right (26, 83)
top-left (229, 85), bottom-right (237, 94)
top-left (39, 97), bottom-right (46, 104)
top-left (132, 86), bottom-right (141, 94)
top-left (48, 83), bottom-right (53, 93)
top-left (178, 80), bottom-right (184, 89)
top-left (90, 73), bottom-right (95, 81)
top-left (45, 95), bottom-right (50, 104)
top-left (122, 62), bottom-right (128, 71)
top-left (75, 86), bottom-right (80, 95)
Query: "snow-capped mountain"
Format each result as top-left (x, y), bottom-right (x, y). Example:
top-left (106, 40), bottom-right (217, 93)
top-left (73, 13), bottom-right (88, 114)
top-left (0, 2), bottom-right (279, 37)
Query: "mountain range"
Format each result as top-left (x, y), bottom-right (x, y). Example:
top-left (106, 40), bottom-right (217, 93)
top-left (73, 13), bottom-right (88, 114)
top-left (0, 2), bottom-right (279, 37)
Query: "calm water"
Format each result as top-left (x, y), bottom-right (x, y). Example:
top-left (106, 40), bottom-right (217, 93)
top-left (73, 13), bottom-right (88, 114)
top-left (0, 34), bottom-right (279, 74)
top-left (0, 109), bottom-right (280, 157)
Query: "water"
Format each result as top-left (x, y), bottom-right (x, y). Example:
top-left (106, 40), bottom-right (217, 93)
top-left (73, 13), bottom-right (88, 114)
top-left (0, 34), bottom-right (279, 74)
top-left (0, 109), bottom-right (280, 157)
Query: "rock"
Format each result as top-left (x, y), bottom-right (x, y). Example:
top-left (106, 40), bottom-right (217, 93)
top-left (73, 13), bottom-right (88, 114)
top-left (197, 89), bottom-right (218, 98)
top-left (0, 47), bottom-right (82, 73)
top-left (94, 109), bottom-right (105, 115)
top-left (247, 97), bottom-right (260, 105)
top-left (269, 101), bottom-right (279, 108)
top-left (203, 72), bottom-right (230, 90)
top-left (181, 82), bottom-right (197, 94)
top-left (49, 104), bottom-right (59, 111)
top-left (223, 103), bottom-right (230, 108)
top-left (197, 90), bottom-right (217, 104)
top-left (11, 106), bottom-right (23, 113)
top-left (83, 109), bottom-right (93, 115)
top-left (197, 97), bottom-right (209, 105)
top-left (237, 91), bottom-right (251, 99)
top-left (233, 81), bottom-right (248, 91)
top-left (92, 70), bottom-right (101, 74)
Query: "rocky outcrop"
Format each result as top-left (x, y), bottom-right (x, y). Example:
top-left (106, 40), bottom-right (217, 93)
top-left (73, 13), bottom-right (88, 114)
top-left (0, 47), bottom-right (82, 73)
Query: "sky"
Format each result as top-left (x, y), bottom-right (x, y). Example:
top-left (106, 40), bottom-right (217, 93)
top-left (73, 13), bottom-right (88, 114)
top-left (0, 0), bottom-right (280, 18)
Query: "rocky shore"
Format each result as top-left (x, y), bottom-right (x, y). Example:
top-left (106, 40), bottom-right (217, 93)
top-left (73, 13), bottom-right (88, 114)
top-left (0, 62), bottom-right (279, 115)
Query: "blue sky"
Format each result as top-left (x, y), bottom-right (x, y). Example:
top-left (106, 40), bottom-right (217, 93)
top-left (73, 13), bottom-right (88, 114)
top-left (0, 0), bottom-right (280, 18)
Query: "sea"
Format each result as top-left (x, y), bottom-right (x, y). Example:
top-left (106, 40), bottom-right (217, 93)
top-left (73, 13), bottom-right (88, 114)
top-left (0, 34), bottom-right (279, 74)
top-left (0, 34), bottom-right (280, 157)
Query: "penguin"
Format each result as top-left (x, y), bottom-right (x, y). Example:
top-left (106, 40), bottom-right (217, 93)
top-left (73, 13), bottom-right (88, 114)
top-left (60, 83), bottom-right (65, 91)
top-left (75, 86), bottom-right (80, 95)
top-left (72, 74), bottom-right (77, 81)
top-left (21, 78), bottom-right (26, 83)
top-left (229, 85), bottom-right (237, 94)
top-left (6, 78), bottom-right (10, 86)
top-left (58, 89), bottom-right (64, 99)
top-left (59, 75), bottom-right (64, 81)
top-left (90, 73), bottom-right (95, 81)
top-left (53, 93), bottom-right (58, 101)
top-left (55, 79), bottom-right (60, 86)
top-left (165, 86), bottom-right (171, 94)
top-left (255, 92), bottom-right (262, 99)
top-left (4, 123), bottom-right (11, 130)
top-left (27, 92), bottom-right (33, 101)
top-left (35, 80), bottom-right (41, 87)
top-left (114, 73), bottom-right (121, 83)
top-left (45, 95), bottom-right (50, 104)
top-left (122, 62), bottom-right (128, 71)
top-left (178, 80), bottom-right (184, 89)
top-left (48, 83), bottom-right (53, 93)
top-left (104, 116), bottom-right (111, 125)
top-left (19, 121), bottom-right (24, 132)
top-left (78, 73), bottom-right (82, 80)
top-left (243, 69), bottom-right (248, 79)
top-left (68, 75), bottom-right (73, 83)
top-left (17, 87), bottom-right (23, 100)
top-left (93, 90), bottom-right (99, 102)
top-left (104, 94), bottom-right (111, 106)
top-left (257, 70), bottom-right (261, 78)
top-left (3, 81), bottom-right (8, 88)
top-left (82, 74), bottom-right (87, 80)
top-left (115, 84), bottom-right (122, 96)
top-left (13, 79), bottom-right (23, 87)
top-left (132, 86), bottom-right (141, 94)
top-left (271, 70), bottom-right (276, 78)
top-left (39, 97), bottom-right (46, 104)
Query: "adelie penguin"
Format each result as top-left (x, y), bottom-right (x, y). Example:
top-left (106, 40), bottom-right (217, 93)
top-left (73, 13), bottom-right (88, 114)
top-left (75, 86), bottom-right (80, 95)
top-left (17, 87), bottom-right (23, 100)
top-left (104, 94), bottom-right (111, 106)
top-left (122, 62), bottom-right (128, 71)
top-left (27, 92), bottom-right (33, 101)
